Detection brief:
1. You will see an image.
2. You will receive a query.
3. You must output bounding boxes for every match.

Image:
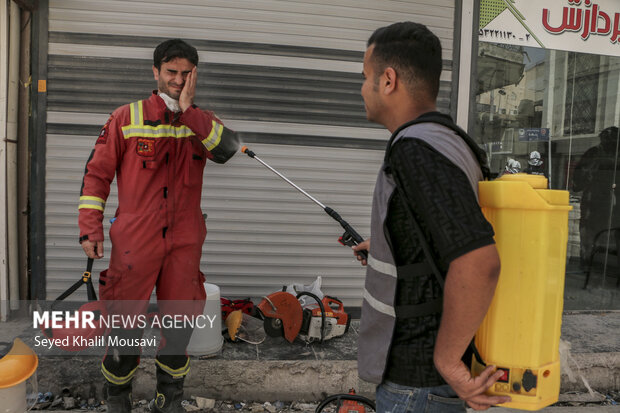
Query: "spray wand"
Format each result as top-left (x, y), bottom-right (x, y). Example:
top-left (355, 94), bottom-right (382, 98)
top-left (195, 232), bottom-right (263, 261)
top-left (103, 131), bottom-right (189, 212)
top-left (241, 146), bottom-right (368, 259)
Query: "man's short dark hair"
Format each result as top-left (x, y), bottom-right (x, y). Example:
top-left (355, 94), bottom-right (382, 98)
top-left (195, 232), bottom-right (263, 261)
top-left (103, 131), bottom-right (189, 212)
top-left (367, 22), bottom-right (442, 100)
top-left (153, 39), bottom-right (199, 70)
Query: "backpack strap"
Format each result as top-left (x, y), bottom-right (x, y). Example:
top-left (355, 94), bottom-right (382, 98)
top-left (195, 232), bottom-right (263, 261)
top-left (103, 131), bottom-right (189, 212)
top-left (385, 112), bottom-right (490, 180)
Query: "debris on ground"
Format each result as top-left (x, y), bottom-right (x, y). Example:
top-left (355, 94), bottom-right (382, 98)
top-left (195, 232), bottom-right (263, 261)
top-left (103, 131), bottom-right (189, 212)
top-left (553, 390), bottom-right (620, 408)
top-left (24, 390), bottom-right (620, 411)
top-left (193, 396), bottom-right (216, 410)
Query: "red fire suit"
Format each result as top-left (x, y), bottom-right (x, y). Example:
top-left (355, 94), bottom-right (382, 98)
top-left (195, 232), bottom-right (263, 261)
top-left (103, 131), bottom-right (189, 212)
top-left (78, 91), bottom-right (237, 384)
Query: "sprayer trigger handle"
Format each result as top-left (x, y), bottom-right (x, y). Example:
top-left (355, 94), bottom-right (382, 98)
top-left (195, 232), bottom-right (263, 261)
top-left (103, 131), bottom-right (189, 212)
top-left (339, 231), bottom-right (368, 259)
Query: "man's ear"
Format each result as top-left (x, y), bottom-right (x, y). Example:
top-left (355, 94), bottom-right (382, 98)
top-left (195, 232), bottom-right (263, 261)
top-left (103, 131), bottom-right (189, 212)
top-left (152, 65), bottom-right (160, 81)
top-left (382, 67), bottom-right (397, 95)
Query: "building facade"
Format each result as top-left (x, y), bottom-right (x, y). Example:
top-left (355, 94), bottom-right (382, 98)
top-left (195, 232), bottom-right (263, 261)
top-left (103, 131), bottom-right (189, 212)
top-left (1, 0), bottom-right (617, 319)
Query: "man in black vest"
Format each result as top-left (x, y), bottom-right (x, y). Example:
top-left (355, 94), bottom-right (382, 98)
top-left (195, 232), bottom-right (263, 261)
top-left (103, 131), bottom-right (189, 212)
top-left (352, 22), bottom-right (510, 412)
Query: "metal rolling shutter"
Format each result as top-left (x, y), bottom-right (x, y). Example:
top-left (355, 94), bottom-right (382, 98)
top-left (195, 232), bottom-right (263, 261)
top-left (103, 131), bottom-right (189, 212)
top-left (45, 0), bottom-right (457, 305)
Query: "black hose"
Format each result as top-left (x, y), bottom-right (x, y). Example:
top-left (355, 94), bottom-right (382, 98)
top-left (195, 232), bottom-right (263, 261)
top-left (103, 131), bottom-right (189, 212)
top-left (315, 394), bottom-right (376, 413)
top-left (295, 291), bottom-right (326, 342)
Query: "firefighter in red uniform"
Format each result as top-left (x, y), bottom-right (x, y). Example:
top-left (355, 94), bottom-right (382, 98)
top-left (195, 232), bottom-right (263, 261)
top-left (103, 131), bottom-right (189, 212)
top-left (78, 39), bottom-right (239, 413)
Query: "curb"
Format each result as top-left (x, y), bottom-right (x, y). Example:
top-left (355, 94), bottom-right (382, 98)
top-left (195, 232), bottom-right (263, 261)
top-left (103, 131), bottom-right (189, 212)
top-left (37, 354), bottom-right (619, 402)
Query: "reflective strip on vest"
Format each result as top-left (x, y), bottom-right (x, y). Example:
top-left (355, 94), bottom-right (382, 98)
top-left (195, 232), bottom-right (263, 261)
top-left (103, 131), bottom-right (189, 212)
top-left (121, 124), bottom-right (195, 140)
top-left (101, 362), bottom-right (138, 385)
top-left (358, 163), bottom-right (398, 384)
top-left (130, 100), bottom-right (143, 126)
top-left (155, 357), bottom-right (190, 378)
top-left (367, 255), bottom-right (397, 278)
top-left (201, 120), bottom-right (223, 151)
top-left (124, 99), bottom-right (200, 140)
top-left (78, 195), bottom-right (106, 211)
top-left (363, 288), bottom-right (396, 318)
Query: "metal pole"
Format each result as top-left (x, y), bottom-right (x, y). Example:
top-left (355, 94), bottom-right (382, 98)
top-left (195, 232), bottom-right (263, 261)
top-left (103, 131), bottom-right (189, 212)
top-left (0, 0), bottom-right (10, 320)
top-left (241, 146), bottom-right (368, 258)
top-left (251, 154), bottom-right (327, 210)
top-left (7, 0), bottom-right (21, 311)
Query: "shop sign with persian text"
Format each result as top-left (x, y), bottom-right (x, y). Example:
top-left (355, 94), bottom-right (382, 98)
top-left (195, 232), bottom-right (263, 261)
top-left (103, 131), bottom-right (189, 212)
top-left (480, 0), bottom-right (620, 57)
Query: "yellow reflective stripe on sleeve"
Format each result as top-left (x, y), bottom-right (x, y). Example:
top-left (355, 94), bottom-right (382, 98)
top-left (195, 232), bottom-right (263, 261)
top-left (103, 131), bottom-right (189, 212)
top-left (101, 362), bottom-right (138, 385)
top-left (121, 125), bottom-right (195, 139)
top-left (80, 195), bottom-right (106, 203)
top-left (155, 357), bottom-right (190, 378)
top-left (78, 204), bottom-right (104, 211)
top-left (201, 121), bottom-right (223, 151)
top-left (79, 196), bottom-right (106, 211)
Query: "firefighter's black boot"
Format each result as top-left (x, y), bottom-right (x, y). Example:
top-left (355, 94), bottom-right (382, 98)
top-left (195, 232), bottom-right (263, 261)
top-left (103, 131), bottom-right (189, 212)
top-left (153, 366), bottom-right (185, 413)
top-left (104, 381), bottom-right (132, 413)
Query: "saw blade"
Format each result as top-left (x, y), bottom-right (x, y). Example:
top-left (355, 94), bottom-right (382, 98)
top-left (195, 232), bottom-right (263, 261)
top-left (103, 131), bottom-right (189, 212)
top-left (263, 317), bottom-right (284, 338)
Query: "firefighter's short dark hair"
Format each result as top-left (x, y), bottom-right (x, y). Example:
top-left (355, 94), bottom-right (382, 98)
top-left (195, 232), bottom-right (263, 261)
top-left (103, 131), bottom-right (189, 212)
top-left (153, 39), bottom-right (199, 70)
top-left (367, 22), bottom-right (442, 100)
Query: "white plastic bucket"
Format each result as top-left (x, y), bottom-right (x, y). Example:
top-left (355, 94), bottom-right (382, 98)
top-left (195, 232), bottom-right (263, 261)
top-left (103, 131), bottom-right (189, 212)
top-left (0, 382), bottom-right (26, 413)
top-left (187, 283), bottom-right (223, 356)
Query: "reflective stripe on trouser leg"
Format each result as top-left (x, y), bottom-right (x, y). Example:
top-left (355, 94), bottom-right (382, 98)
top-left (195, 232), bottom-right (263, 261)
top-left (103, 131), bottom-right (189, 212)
top-left (155, 360), bottom-right (186, 410)
top-left (101, 356), bottom-right (139, 385)
top-left (155, 356), bottom-right (190, 378)
top-left (102, 328), bottom-right (142, 385)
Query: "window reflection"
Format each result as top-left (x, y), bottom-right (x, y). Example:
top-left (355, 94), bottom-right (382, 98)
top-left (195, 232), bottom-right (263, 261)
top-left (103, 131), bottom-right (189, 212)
top-left (571, 126), bottom-right (620, 279)
top-left (474, 44), bottom-right (620, 307)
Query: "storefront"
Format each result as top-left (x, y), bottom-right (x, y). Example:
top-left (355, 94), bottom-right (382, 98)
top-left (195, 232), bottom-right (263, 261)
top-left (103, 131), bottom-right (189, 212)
top-left (475, 0), bottom-right (620, 306)
top-left (22, 0), bottom-right (462, 306)
top-left (4, 0), bottom-right (616, 316)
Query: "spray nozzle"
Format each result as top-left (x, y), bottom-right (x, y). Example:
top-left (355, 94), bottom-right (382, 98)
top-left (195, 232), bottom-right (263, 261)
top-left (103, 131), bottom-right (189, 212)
top-left (241, 146), bottom-right (256, 158)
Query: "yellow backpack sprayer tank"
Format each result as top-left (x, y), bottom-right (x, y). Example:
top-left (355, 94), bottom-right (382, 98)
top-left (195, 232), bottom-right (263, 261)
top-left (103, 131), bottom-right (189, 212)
top-left (0, 338), bottom-right (39, 413)
top-left (472, 173), bottom-right (571, 410)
